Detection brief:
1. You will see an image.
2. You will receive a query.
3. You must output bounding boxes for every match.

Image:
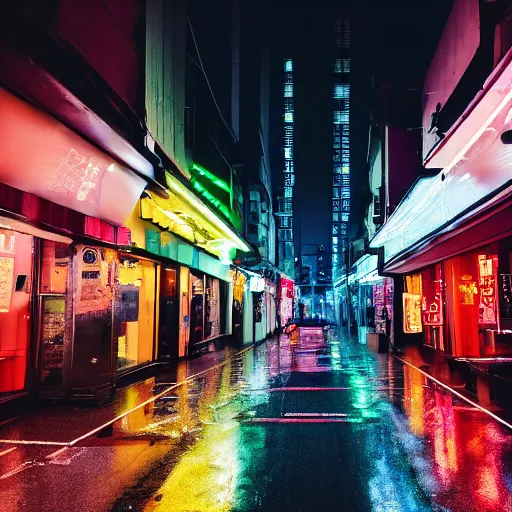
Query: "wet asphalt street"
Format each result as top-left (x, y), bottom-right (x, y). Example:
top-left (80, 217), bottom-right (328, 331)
top-left (1, 328), bottom-right (512, 511)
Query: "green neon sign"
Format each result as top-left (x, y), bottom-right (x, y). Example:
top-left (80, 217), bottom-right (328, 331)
top-left (190, 178), bottom-right (242, 231)
top-left (191, 178), bottom-right (231, 218)
top-left (191, 163), bottom-right (231, 193)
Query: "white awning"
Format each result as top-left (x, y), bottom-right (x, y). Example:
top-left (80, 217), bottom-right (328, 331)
top-left (371, 56), bottom-right (512, 265)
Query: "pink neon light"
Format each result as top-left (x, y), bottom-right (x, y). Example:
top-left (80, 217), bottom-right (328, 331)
top-left (268, 387), bottom-right (350, 392)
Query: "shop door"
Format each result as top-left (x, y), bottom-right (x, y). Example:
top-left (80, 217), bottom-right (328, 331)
top-left (0, 230), bottom-right (33, 396)
top-left (72, 246), bottom-right (116, 396)
top-left (189, 272), bottom-right (205, 352)
top-left (178, 267), bottom-right (190, 357)
top-left (159, 267), bottom-right (178, 360)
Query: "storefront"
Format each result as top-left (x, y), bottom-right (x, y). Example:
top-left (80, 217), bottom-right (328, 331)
top-left (402, 243), bottom-right (512, 358)
top-left (126, 203), bottom-right (236, 359)
top-left (247, 273), bottom-right (270, 343)
top-left (0, 87), bottom-right (158, 407)
top-left (369, 49), bottom-right (512, 359)
top-left (348, 255), bottom-right (394, 346)
top-left (403, 263), bottom-right (446, 350)
top-left (41, 244), bottom-right (160, 401)
top-left (1, 229), bottom-right (72, 410)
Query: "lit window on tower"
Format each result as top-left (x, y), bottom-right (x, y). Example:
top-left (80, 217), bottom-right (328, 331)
top-left (334, 111), bottom-right (349, 124)
top-left (285, 60), bottom-right (293, 72)
top-left (333, 84), bottom-right (350, 99)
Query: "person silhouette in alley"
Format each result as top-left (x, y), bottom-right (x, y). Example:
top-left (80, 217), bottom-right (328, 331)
top-left (298, 301), bottom-right (305, 324)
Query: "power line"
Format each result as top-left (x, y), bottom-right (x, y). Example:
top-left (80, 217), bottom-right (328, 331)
top-left (187, 18), bottom-right (237, 142)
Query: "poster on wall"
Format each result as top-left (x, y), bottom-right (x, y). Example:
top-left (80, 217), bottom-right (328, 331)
top-left (459, 275), bottom-right (477, 305)
top-left (403, 293), bottom-right (422, 333)
top-left (0, 256), bottom-right (15, 312)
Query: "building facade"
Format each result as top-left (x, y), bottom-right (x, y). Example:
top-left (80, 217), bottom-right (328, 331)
top-left (332, 17), bottom-right (352, 326)
top-left (276, 58), bottom-right (296, 280)
top-left (369, 0), bottom-right (512, 361)
top-left (0, 0), bottom-right (265, 421)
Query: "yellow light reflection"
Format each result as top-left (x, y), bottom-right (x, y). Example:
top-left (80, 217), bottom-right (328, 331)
top-left (144, 421), bottom-right (240, 512)
top-left (145, 353), bottom-right (241, 511)
top-left (403, 366), bottom-right (424, 436)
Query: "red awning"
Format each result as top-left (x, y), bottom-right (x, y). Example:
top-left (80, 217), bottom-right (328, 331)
top-left (0, 88), bottom-right (146, 226)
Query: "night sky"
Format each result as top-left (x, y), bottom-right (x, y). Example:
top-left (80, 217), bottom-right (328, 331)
top-left (268, 1), bottom-right (454, 259)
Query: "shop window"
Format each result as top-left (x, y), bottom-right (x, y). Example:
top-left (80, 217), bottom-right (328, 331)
top-left (190, 273), bottom-right (205, 348)
top-left (116, 257), bottom-right (157, 370)
top-left (403, 273), bottom-right (422, 334)
top-left (162, 268), bottom-right (177, 297)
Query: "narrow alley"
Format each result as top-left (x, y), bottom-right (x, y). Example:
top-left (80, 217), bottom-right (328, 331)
top-left (1, 329), bottom-right (511, 512)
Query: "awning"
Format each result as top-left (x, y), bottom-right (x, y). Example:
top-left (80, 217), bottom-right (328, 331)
top-left (383, 186), bottom-right (512, 273)
top-left (371, 55), bottom-right (512, 267)
top-left (425, 47), bottom-right (512, 170)
top-left (0, 87), bottom-right (148, 227)
top-left (141, 171), bottom-right (251, 263)
top-left (349, 254), bottom-right (380, 284)
top-left (0, 39), bottom-right (162, 192)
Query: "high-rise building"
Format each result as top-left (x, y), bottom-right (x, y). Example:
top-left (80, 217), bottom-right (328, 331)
top-left (276, 58), bottom-right (295, 277)
top-left (331, 18), bottom-right (351, 282)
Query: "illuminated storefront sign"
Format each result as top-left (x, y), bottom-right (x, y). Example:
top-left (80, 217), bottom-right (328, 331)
top-left (140, 172), bottom-right (250, 262)
top-left (190, 178), bottom-right (231, 221)
top-left (189, 162), bottom-right (242, 229)
top-left (191, 163), bottom-right (230, 193)
top-left (478, 254), bottom-right (497, 325)
top-left (403, 293), bottom-right (422, 333)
